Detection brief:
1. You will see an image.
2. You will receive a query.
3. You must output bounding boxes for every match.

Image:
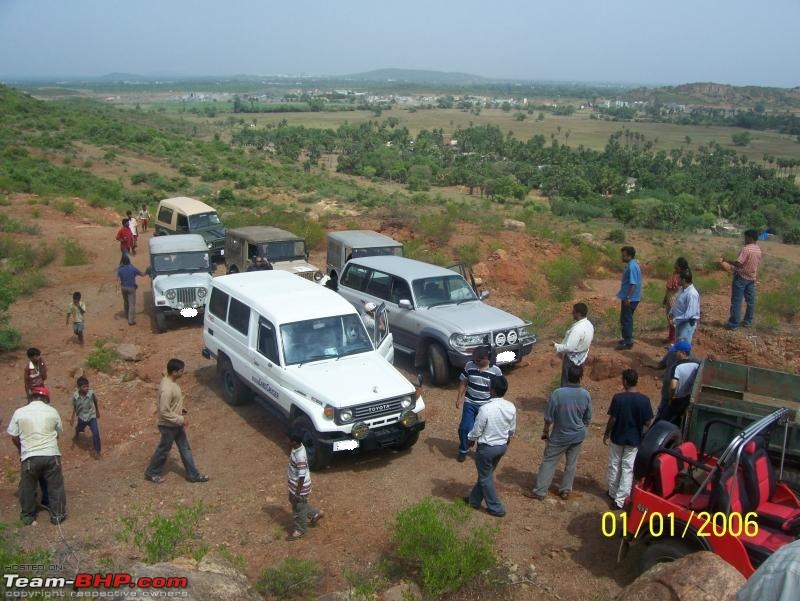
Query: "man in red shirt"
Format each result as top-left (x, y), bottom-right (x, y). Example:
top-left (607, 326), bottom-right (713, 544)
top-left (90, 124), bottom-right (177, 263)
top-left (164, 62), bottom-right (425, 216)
top-left (115, 218), bottom-right (134, 264)
top-left (721, 229), bottom-right (763, 330)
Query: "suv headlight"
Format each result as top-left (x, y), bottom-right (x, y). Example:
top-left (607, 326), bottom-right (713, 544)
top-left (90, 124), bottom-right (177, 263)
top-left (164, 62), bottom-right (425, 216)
top-left (450, 333), bottom-right (488, 351)
top-left (197, 287), bottom-right (207, 298)
top-left (339, 409), bottom-right (353, 423)
top-left (313, 271), bottom-right (323, 282)
top-left (507, 329), bottom-right (518, 345)
top-left (399, 395), bottom-right (415, 410)
top-left (165, 289), bottom-right (176, 300)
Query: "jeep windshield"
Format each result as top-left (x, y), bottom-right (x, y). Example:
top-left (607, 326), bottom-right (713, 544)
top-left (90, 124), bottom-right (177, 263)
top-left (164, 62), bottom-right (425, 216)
top-left (188, 212), bottom-right (221, 230)
top-left (412, 275), bottom-right (477, 308)
top-left (281, 314), bottom-right (372, 365)
top-left (152, 251), bottom-right (210, 273)
top-left (351, 246), bottom-right (403, 259)
top-left (263, 240), bottom-right (306, 262)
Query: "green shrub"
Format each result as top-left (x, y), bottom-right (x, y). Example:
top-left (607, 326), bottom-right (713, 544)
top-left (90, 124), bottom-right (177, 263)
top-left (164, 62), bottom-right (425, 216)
top-left (607, 228), bottom-right (626, 243)
top-left (760, 274), bottom-right (800, 321)
top-left (56, 200), bottom-right (76, 215)
top-left (0, 327), bottom-right (22, 352)
top-left (0, 214), bottom-right (39, 234)
top-left (418, 211), bottom-right (453, 246)
top-left (256, 557), bottom-right (322, 599)
top-left (61, 238), bottom-right (89, 266)
top-left (542, 256), bottom-right (585, 301)
top-left (0, 522), bottom-right (52, 589)
top-left (783, 225), bottom-right (800, 245)
top-left (456, 243), bottom-right (480, 267)
top-left (85, 342), bottom-right (118, 374)
top-left (694, 275), bottom-right (721, 293)
top-left (642, 281), bottom-right (663, 305)
top-left (390, 497), bottom-right (497, 597)
top-left (117, 503), bottom-right (205, 564)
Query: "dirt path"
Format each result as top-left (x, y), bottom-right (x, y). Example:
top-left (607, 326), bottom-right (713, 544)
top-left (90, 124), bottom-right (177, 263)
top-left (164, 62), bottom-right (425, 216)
top-left (2, 195), bottom-right (799, 600)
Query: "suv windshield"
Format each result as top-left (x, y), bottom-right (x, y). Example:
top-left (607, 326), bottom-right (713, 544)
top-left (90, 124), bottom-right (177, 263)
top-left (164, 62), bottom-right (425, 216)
top-left (413, 275), bottom-right (477, 308)
top-left (264, 240), bottom-right (306, 262)
top-left (352, 246), bottom-right (403, 259)
top-left (152, 251), bottom-right (210, 273)
top-left (281, 314), bottom-right (372, 365)
top-left (188, 212), bottom-right (221, 230)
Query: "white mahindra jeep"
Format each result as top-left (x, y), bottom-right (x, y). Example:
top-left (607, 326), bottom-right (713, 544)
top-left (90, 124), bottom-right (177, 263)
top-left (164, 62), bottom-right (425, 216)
top-left (148, 234), bottom-right (214, 332)
top-left (201, 270), bottom-right (425, 469)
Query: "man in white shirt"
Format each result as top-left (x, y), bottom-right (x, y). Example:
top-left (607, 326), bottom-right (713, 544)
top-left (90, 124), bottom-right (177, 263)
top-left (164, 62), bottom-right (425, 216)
top-left (464, 375), bottom-right (516, 517)
top-left (554, 303), bottom-right (594, 387)
top-left (656, 341), bottom-right (700, 425)
top-left (669, 270), bottom-right (701, 344)
top-left (6, 386), bottom-right (66, 525)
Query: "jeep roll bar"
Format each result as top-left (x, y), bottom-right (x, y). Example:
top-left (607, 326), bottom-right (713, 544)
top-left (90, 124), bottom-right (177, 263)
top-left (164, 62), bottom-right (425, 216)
top-left (689, 408), bottom-right (790, 511)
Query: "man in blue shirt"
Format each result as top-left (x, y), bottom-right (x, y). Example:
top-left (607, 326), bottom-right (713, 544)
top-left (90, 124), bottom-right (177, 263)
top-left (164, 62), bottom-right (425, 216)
top-left (669, 270), bottom-right (701, 344)
top-left (117, 255), bottom-right (144, 325)
top-left (616, 246), bottom-right (642, 351)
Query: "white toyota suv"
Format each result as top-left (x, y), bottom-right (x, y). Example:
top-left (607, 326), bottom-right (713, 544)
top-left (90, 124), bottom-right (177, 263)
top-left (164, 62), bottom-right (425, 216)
top-left (201, 271), bottom-right (425, 469)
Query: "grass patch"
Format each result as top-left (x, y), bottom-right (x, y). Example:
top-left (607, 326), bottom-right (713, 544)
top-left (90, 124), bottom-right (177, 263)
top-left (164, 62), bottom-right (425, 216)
top-left (455, 242), bottom-right (480, 267)
top-left (0, 214), bottom-right (39, 235)
top-left (61, 238), bottom-right (89, 266)
top-left (760, 274), bottom-right (800, 322)
top-left (542, 256), bottom-right (585, 301)
top-left (694, 275), bottom-right (721, 294)
top-left (388, 497), bottom-right (497, 598)
top-left (642, 281), bottom-right (664, 305)
top-left (85, 342), bottom-right (119, 374)
top-left (594, 306), bottom-right (621, 338)
top-left (0, 236), bottom-right (56, 271)
top-left (55, 200), bottom-right (76, 215)
top-left (117, 502), bottom-right (205, 564)
top-left (0, 523), bottom-right (52, 593)
top-left (256, 557), bottom-right (322, 600)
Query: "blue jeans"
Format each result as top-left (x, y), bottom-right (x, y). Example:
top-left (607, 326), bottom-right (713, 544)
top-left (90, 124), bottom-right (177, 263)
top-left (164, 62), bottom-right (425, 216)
top-left (674, 320), bottom-right (697, 344)
top-left (469, 443), bottom-right (507, 515)
top-left (728, 274), bottom-right (756, 327)
top-left (76, 417), bottom-right (101, 452)
top-left (619, 301), bottom-right (639, 345)
top-left (458, 402), bottom-right (482, 455)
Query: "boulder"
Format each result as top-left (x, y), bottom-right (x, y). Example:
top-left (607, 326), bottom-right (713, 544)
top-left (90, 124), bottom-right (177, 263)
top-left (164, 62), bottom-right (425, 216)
top-left (615, 551), bottom-right (744, 601)
top-left (382, 580), bottom-right (423, 601)
top-left (503, 218), bottom-right (526, 231)
top-left (128, 552), bottom-right (260, 601)
top-left (116, 343), bottom-right (142, 362)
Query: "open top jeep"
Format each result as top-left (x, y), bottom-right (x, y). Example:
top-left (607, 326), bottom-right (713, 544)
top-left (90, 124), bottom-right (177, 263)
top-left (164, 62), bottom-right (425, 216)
top-left (148, 234), bottom-right (214, 332)
top-left (620, 408), bottom-right (800, 578)
top-left (224, 225), bottom-right (323, 282)
top-left (326, 230), bottom-right (403, 286)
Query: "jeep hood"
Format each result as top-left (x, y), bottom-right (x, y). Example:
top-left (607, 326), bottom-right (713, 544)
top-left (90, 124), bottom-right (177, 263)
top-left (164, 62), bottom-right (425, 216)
top-left (289, 353), bottom-right (414, 408)
top-left (198, 228), bottom-right (226, 242)
top-left (424, 301), bottom-right (526, 334)
top-left (153, 272), bottom-right (213, 294)
top-left (274, 260), bottom-right (322, 275)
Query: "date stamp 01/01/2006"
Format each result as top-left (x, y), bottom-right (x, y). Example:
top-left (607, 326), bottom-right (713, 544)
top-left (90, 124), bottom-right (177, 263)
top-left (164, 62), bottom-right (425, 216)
top-left (600, 510), bottom-right (760, 539)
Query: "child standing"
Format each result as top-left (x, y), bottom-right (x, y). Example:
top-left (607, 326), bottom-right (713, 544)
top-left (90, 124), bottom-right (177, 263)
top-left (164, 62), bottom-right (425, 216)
top-left (126, 211), bottom-right (138, 254)
top-left (138, 204), bottom-right (150, 232)
top-left (66, 291), bottom-right (86, 344)
top-left (70, 376), bottom-right (101, 459)
top-left (24, 347), bottom-right (47, 400)
top-left (286, 428), bottom-right (323, 541)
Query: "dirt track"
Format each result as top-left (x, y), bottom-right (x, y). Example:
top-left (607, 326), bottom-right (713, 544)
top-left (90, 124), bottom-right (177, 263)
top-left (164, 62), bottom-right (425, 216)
top-left (2, 196), bottom-right (799, 600)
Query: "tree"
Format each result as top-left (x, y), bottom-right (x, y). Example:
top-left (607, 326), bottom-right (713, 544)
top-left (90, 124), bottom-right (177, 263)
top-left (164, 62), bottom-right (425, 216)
top-left (732, 132), bottom-right (752, 147)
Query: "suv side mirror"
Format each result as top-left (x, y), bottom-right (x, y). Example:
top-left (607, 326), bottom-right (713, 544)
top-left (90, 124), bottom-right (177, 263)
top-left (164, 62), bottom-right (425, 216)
top-left (398, 299), bottom-right (412, 310)
top-left (479, 290), bottom-right (491, 300)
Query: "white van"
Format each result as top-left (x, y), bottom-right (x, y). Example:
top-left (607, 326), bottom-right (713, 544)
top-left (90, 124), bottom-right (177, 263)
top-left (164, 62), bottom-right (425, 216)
top-left (201, 271), bottom-right (425, 469)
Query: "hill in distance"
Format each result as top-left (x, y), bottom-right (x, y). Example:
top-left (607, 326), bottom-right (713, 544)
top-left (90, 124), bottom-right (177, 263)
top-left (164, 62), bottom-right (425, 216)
top-left (627, 82), bottom-right (800, 110)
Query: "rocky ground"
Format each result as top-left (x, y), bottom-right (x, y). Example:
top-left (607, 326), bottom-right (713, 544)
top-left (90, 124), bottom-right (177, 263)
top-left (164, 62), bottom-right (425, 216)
top-left (2, 195), bottom-right (799, 600)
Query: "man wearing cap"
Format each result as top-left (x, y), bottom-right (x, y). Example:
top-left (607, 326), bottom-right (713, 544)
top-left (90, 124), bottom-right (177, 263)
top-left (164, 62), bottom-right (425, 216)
top-left (6, 386), bottom-right (67, 525)
top-left (554, 303), bottom-right (594, 387)
top-left (455, 346), bottom-right (503, 462)
top-left (656, 340), bottom-right (700, 425)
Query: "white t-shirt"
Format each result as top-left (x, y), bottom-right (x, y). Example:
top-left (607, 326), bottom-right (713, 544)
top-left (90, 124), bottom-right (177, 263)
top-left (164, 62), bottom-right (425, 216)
top-left (6, 401), bottom-right (62, 461)
top-left (673, 362), bottom-right (700, 398)
top-left (128, 217), bottom-right (138, 236)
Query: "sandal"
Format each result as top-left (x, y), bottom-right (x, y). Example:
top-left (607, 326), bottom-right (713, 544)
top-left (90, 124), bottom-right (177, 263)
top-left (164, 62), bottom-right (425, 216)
top-left (287, 531), bottom-right (304, 541)
top-left (144, 474), bottom-right (165, 484)
top-left (309, 511), bottom-right (324, 526)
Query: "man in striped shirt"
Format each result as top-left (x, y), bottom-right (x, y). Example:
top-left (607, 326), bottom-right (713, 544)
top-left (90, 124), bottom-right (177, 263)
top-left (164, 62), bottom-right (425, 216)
top-left (286, 428), bottom-right (323, 541)
top-left (455, 346), bottom-right (503, 462)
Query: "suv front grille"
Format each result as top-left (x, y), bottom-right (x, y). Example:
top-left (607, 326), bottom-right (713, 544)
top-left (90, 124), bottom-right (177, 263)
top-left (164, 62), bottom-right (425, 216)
top-left (351, 397), bottom-right (404, 421)
top-left (176, 287), bottom-right (197, 305)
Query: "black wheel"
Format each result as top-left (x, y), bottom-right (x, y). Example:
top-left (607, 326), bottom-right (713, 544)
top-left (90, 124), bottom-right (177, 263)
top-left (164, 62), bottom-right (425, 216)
top-left (291, 415), bottom-right (331, 470)
top-left (226, 265), bottom-right (239, 275)
top-left (217, 357), bottom-right (252, 406)
top-left (395, 430), bottom-right (420, 451)
top-left (154, 310), bottom-right (167, 333)
top-left (639, 539), bottom-right (697, 574)
top-left (427, 342), bottom-right (450, 386)
top-left (633, 421), bottom-right (682, 479)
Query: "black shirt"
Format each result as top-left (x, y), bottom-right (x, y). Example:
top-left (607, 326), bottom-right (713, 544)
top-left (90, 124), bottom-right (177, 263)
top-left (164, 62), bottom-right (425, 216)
top-left (608, 391), bottom-right (654, 447)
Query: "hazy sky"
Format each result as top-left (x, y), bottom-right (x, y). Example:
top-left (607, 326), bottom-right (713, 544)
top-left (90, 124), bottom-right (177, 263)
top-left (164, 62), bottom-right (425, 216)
top-left (1, 0), bottom-right (798, 86)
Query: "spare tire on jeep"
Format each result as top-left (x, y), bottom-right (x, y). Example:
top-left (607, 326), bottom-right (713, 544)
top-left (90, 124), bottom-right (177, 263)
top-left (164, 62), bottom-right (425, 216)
top-left (634, 421), bottom-right (682, 480)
